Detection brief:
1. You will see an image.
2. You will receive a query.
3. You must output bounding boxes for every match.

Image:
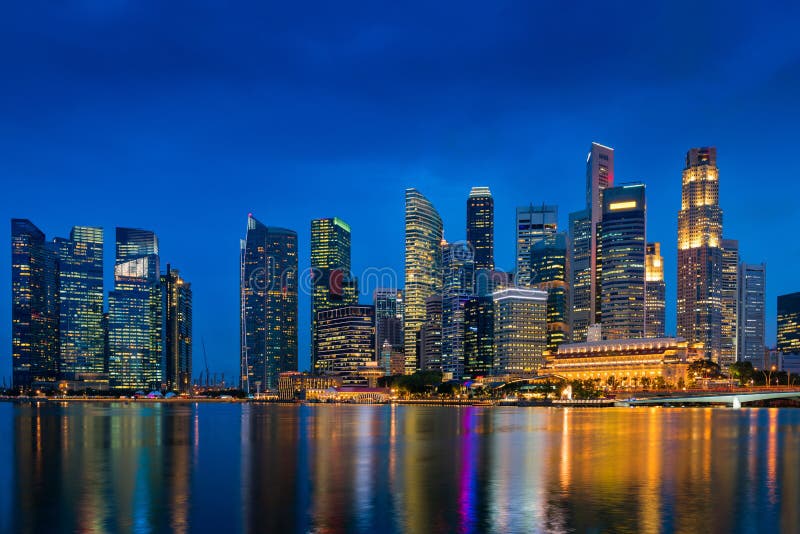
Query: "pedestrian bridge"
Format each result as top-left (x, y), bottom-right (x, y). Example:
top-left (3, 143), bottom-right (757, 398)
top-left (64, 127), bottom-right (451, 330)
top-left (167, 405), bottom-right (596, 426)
top-left (619, 390), bottom-right (800, 409)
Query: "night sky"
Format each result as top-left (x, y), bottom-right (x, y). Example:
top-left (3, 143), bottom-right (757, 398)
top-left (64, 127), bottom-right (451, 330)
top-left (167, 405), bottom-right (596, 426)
top-left (2, 1), bottom-right (800, 381)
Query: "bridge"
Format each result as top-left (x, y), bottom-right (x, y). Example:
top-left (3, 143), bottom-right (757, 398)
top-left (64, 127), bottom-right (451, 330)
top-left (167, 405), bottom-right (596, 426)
top-left (618, 390), bottom-right (800, 408)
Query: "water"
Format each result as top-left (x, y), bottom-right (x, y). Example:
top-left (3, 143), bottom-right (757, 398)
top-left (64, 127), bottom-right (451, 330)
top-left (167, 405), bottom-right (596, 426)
top-left (0, 402), bottom-right (798, 533)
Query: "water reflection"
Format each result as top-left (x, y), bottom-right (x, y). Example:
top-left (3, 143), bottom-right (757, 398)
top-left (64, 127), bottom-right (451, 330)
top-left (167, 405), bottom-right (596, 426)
top-left (3, 403), bottom-right (800, 533)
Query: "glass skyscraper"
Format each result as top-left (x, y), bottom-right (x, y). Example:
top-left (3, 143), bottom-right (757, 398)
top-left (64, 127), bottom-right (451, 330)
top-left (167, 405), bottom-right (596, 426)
top-left (778, 292), bottom-right (800, 355)
top-left (720, 239), bottom-right (739, 367)
top-left (404, 188), bottom-right (443, 373)
top-left (466, 187), bottom-right (494, 272)
top-left (418, 295), bottom-right (443, 372)
top-left (162, 265), bottom-right (192, 393)
top-left (516, 204), bottom-right (557, 287)
top-left (645, 242), bottom-right (666, 338)
top-left (54, 226), bottom-right (104, 381)
top-left (374, 288), bottom-right (403, 354)
top-left (240, 215), bottom-right (298, 392)
top-left (737, 262), bottom-right (766, 364)
top-left (108, 227), bottom-right (163, 390)
top-left (493, 288), bottom-right (548, 375)
top-left (464, 295), bottom-right (494, 378)
top-left (314, 305), bottom-right (375, 377)
top-left (531, 232), bottom-right (569, 352)
top-left (441, 241), bottom-right (475, 378)
top-left (11, 219), bottom-right (59, 391)
top-left (568, 209), bottom-right (592, 342)
top-left (599, 183), bottom-right (646, 340)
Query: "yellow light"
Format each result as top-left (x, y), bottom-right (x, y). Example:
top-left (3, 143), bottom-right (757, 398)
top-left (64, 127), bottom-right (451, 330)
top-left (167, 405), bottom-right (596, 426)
top-left (609, 201), bottom-right (637, 211)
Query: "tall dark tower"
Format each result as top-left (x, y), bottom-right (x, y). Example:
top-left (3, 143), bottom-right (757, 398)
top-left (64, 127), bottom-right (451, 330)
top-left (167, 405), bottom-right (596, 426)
top-left (162, 265), bottom-right (192, 393)
top-left (466, 187), bottom-right (494, 272)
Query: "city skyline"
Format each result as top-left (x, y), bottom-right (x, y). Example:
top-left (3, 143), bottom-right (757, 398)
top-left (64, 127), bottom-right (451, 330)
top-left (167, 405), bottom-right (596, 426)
top-left (3, 2), bottom-right (800, 380)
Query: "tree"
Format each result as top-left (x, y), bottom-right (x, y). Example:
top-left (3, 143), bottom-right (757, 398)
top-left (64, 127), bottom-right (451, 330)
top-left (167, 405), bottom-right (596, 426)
top-left (729, 361), bottom-right (754, 385)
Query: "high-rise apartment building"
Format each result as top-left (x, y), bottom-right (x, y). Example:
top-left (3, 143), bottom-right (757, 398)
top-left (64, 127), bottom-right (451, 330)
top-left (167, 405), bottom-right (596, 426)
top-left (778, 292), bottom-right (800, 354)
top-left (677, 147), bottom-right (723, 361)
top-left (720, 239), bottom-right (739, 367)
top-left (466, 187), bottom-right (494, 272)
top-left (516, 204), bottom-right (557, 287)
top-left (240, 215), bottom-right (298, 392)
top-left (645, 242), bottom-right (666, 338)
top-left (493, 288), bottom-right (548, 375)
top-left (441, 241), bottom-right (475, 378)
top-left (162, 265), bottom-right (192, 393)
top-left (404, 188), bottom-right (443, 372)
top-left (530, 233), bottom-right (569, 353)
top-left (737, 263), bottom-right (766, 364)
top-left (598, 183), bottom-right (646, 340)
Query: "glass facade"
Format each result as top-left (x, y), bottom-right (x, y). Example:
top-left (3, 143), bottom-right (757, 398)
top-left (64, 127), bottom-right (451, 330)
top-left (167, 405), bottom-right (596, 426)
top-left (162, 265), bottom-right (192, 393)
top-left (531, 232), bottom-right (569, 353)
top-left (720, 239), bottom-right (739, 366)
top-left (516, 204), bottom-right (557, 287)
top-left (493, 288), bottom-right (548, 375)
top-left (568, 209), bottom-right (591, 342)
top-left (418, 295), bottom-right (443, 371)
top-left (645, 242), bottom-right (666, 339)
top-left (464, 296), bottom-right (494, 378)
top-left (404, 188), bottom-right (443, 373)
top-left (778, 292), bottom-right (800, 354)
top-left (374, 288), bottom-right (404, 354)
top-left (737, 263), bottom-right (766, 364)
top-left (441, 241), bottom-right (474, 378)
top-left (466, 187), bottom-right (494, 272)
top-left (240, 215), bottom-right (298, 392)
top-left (314, 305), bottom-right (375, 376)
top-left (587, 143), bottom-right (614, 327)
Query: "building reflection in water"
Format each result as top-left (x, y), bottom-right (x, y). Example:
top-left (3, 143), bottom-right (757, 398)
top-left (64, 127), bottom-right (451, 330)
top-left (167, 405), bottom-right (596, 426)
top-left (4, 403), bottom-right (800, 533)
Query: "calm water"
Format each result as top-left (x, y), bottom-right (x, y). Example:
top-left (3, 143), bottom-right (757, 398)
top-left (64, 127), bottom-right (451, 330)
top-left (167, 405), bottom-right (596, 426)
top-left (0, 402), bottom-right (798, 533)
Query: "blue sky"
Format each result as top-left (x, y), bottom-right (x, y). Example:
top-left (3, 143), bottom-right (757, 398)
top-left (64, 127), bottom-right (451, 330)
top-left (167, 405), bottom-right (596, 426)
top-left (2, 1), bottom-right (800, 380)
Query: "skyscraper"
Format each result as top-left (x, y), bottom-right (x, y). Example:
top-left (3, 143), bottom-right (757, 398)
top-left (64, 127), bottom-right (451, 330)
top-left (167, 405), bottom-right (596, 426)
top-left (720, 239), bottom-right (739, 367)
top-left (374, 288), bottom-right (404, 354)
top-left (598, 183), bottom-right (646, 340)
top-left (677, 147), bottom-right (723, 361)
top-left (441, 241), bottom-right (475, 378)
top-left (530, 232), bottom-right (570, 353)
top-left (311, 217), bottom-right (356, 372)
top-left (162, 265), bottom-right (192, 393)
top-left (587, 142), bottom-right (614, 323)
top-left (568, 209), bottom-right (592, 342)
top-left (314, 305), bottom-right (375, 377)
top-left (737, 263), bottom-right (766, 364)
top-left (645, 242), bottom-right (666, 338)
top-left (11, 219), bottom-right (59, 390)
top-left (418, 295), bottom-right (443, 372)
top-left (778, 292), bottom-right (800, 355)
top-left (466, 187), bottom-right (494, 271)
top-left (493, 288), bottom-right (548, 375)
top-left (464, 295), bottom-right (494, 378)
top-left (516, 204), bottom-right (557, 287)
top-left (108, 227), bottom-right (163, 390)
top-left (54, 226), bottom-right (105, 381)
top-left (404, 188), bottom-right (443, 373)
top-left (240, 215), bottom-right (298, 392)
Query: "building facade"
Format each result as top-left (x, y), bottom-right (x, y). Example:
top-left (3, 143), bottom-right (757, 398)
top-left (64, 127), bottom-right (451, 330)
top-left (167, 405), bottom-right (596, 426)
top-left (530, 233), bottom-right (570, 353)
top-left (417, 295), bottom-right (443, 372)
top-left (493, 288), bottom-right (548, 375)
top-left (466, 187), bottom-right (494, 272)
top-left (404, 188), bottom-right (443, 372)
top-left (778, 292), bottom-right (800, 354)
top-left (677, 147), bottom-right (723, 361)
top-left (568, 209), bottom-right (592, 342)
top-left (240, 215), bottom-right (298, 392)
top-left (374, 288), bottom-right (404, 354)
top-left (315, 305), bottom-right (375, 376)
top-left (720, 239), bottom-right (739, 367)
top-left (441, 241), bottom-right (475, 378)
top-left (464, 296), bottom-right (494, 378)
top-left (162, 265), bottom-right (192, 393)
top-left (737, 262), bottom-right (766, 364)
top-left (516, 204), bottom-right (557, 287)
top-left (645, 242), bottom-right (666, 338)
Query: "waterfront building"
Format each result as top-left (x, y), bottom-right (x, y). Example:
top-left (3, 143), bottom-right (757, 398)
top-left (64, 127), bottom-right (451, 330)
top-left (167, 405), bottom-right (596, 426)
top-left (240, 215), bottom-right (298, 392)
top-left (374, 288), bottom-right (404, 354)
top-left (737, 263), bottom-right (766, 364)
top-left (569, 209), bottom-right (592, 342)
top-left (311, 217), bottom-right (357, 372)
top-left (530, 233), bottom-right (570, 353)
top-left (464, 296), bottom-right (494, 378)
top-left (162, 265), bottom-right (192, 393)
top-left (11, 219), bottom-right (59, 390)
top-left (677, 147), bottom-right (723, 361)
top-left (720, 239), bottom-right (739, 367)
top-left (778, 292), bottom-right (800, 354)
top-left (493, 288), bottom-right (548, 375)
top-left (598, 183), bottom-right (646, 340)
top-left (516, 204), bottom-right (557, 287)
top-left (315, 305), bottom-right (375, 378)
top-left (53, 226), bottom-right (105, 383)
top-left (417, 295), bottom-right (443, 372)
top-left (586, 143), bottom-right (614, 327)
top-left (277, 371), bottom-right (343, 401)
top-left (404, 188), bottom-right (443, 372)
top-left (547, 337), bottom-right (696, 388)
top-left (441, 241), bottom-right (475, 378)
top-left (645, 242), bottom-right (666, 338)
top-left (466, 187), bottom-right (494, 272)
top-left (108, 227), bottom-right (163, 390)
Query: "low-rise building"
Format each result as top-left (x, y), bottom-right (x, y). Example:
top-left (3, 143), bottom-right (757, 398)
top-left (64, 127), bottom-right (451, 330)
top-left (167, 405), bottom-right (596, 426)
top-left (278, 372), bottom-right (343, 401)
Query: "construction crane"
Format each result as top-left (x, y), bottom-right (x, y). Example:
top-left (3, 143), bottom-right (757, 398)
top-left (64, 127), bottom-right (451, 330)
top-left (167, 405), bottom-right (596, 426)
top-left (202, 339), bottom-right (211, 387)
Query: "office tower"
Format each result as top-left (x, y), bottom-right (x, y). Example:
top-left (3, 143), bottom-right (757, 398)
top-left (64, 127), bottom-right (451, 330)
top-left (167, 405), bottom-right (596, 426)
top-left (677, 147), bottom-right (723, 361)
top-left (315, 305), bottom-right (375, 376)
top-left (464, 296), bottom-right (494, 378)
top-left (417, 295), bottom-right (443, 371)
top-left (54, 226), bottom-right (105, 381)
top-left (516, 204), bottom-right (557, 286)
top-left (778, 292), bottom-right (800, 354)
top-left (162, 265), bottom-right (192, 393)
top-left (531, 232), bottom-right (570, 353)
top-left (645, 242), bottom-right (666, 338)
top-left (11, 219), bottom-right (59, 390)
top-left (311, 217), bottom-right (356, 372)
top-left (720, 239), bottom-right (739, 367)
top-left (404, 188), bottom-right (443, 373)
top-left (598, 183), bottom-right (646, 340)
top-left (493, 288), bottom-right (548, 375)
top-left (466, 187), bottom-right (494, 271)
top-left (737, 263), bottom-right (766, 363)
top-left (240, 215), bottom-right (298, 392)
top-left (374, 288), bottom-right (404, 354)
top-left (441, 241), bottom-right (475, 378)
top-left (108, 228), bottom-right (163, 390)
top-left (568, 209), bottom-right (592, 342)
